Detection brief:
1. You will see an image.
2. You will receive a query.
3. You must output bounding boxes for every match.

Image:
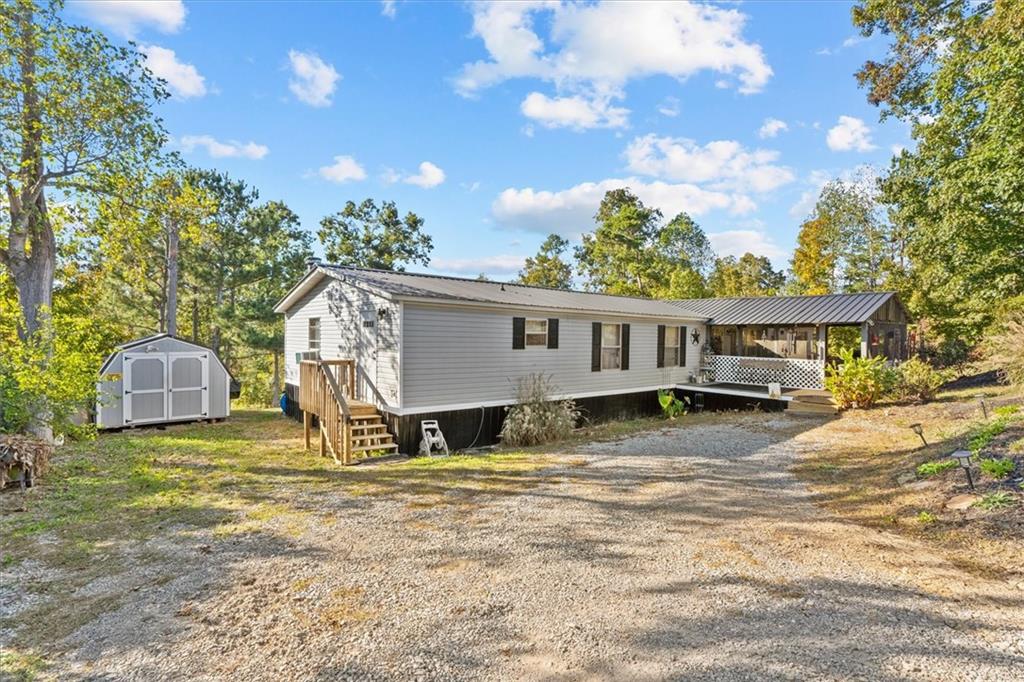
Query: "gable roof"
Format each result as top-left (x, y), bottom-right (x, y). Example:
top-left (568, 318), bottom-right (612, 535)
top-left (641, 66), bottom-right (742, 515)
top-left (275, 265), bottom-right (706, 320)
top-left (669, 291), bottom-right (902, 326)
top-left (98, 334), bottom-right (237, 389)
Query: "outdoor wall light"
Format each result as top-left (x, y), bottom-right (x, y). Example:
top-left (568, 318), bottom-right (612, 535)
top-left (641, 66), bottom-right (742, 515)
top-left (951, 449), bottom-right (975, 490)
top-left (910, 423), bottom-right (927, 446)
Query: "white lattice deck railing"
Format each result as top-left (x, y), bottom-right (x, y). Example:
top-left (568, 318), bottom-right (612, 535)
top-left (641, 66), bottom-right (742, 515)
top-left (706, 354), bottom-right (825, 390)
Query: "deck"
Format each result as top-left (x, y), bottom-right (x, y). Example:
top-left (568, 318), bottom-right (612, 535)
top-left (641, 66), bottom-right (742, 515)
top-left (675, 382), bottom-right (837, 414)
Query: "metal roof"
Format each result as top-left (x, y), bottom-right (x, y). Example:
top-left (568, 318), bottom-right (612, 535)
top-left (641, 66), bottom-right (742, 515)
top-left (309, 265), bottom-right (707, 320)
top-left (669, 292), bottom-right (900, 326)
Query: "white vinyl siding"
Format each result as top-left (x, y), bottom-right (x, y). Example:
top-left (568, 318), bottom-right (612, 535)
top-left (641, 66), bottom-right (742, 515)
top-left (283, 278), bottom-right (401, 407)
top-left (401, 303), bottom-right (703, 410)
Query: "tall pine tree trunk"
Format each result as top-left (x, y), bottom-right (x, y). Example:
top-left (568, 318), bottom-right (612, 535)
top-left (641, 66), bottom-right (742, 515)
top-left (166, 215), bottom-right (179, 336)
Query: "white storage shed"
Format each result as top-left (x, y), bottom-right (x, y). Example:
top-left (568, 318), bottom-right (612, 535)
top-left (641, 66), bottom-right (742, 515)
top-left (96, 334), bottom-right (233, 429)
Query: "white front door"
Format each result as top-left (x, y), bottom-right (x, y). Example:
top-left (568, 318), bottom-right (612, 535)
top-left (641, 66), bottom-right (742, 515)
top-left (123, 353), bottom-right (168, 425)
top-left (167, 352), bottom-right (209, 420)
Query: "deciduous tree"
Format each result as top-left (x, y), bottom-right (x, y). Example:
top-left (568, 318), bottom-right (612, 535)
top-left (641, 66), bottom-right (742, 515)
top-left (707, 253), bottom-right (785, 297)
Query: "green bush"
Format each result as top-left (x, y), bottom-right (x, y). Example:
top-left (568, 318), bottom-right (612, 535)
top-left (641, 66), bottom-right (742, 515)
top-left (979, 458), bottom-right (1015, 479)
top-left (916, 459), bottom-right (957, 477)
top-left (915, 511), bottom-right (937, 524)
top-left (500, 373), bottom-right (581, 447)
top-left (657, 389), bottom-right (689, 419)
top-left (893, 358), bottom-right (947, 403)
top-left (983, 296), bottom-right (1024, 387)
top-left (824, 348), bottom-right (895, 409)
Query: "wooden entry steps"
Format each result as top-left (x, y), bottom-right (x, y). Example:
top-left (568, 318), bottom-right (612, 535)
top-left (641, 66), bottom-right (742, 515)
top-left (786, 388), bottom-right (839, 415)
top-left (298, 359), bottom-right (399, 464)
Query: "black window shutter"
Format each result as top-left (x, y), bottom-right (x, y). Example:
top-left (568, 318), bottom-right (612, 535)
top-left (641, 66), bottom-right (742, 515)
top-left (656, 325), bottom-right (666, 368)
top-left (591, 322), bottom-right (601, 372)
top-left (621, 323), bottom-right (630, 370)
top-left (512, 317), bottom-right (525, 349)
top-left (547, 318), bottom-right (559, 349)
top-left (680, 326), bottom-right (687, 367)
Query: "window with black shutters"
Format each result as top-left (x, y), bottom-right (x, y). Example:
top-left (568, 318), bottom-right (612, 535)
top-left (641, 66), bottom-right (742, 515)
top-left (663, 326), bottom-right (680, 367)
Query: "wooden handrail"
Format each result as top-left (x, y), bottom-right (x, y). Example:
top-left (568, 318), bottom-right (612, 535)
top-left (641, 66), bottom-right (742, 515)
top-left (299, 359), bottom-right (354, 464)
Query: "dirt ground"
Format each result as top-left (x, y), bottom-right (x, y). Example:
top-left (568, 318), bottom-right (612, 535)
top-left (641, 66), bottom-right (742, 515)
top-left (2, 410), bottom-right (1022, 680)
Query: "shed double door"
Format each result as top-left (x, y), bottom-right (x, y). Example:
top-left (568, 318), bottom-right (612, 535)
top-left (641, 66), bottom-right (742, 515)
top-left (123, 352), bottom-right (210, 425)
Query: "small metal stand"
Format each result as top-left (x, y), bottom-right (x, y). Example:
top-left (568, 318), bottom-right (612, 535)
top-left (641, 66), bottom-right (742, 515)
top-left (951, 449), bottom-right (975, 490)
top-left (910, 423), bottom-right (927, 447)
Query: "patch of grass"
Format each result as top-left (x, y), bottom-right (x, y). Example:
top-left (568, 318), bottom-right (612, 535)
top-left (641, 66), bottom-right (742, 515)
top-left (1010, 438), bottom-right (1024, 455)
top-left (975, 492), bottom-right (1016, 511)
top-left (916, 511), bottom-right (937, 524)
top-left (0, 649), bottom-right (48, 681)
top-left (916, 459), bottom-right (957, 477)
top-left (968, 408), bottom-right (1020, 455)
top-left (979, 458), bottom-right (1015, 479)
top-left (993, 404), bottom-right (1020, 418)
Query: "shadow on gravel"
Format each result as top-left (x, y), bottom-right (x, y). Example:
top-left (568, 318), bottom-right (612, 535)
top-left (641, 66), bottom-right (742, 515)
top-left (625, 574), bottom-right (1024, 680)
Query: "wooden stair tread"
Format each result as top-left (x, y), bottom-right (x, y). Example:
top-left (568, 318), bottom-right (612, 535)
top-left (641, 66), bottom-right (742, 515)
top-left (352, 443), bottom-right (399, 453)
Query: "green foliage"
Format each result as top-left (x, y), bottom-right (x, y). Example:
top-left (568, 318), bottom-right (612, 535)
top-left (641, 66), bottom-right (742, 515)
top-left (706, 253), bottom-right (785, 297)
top-left (517, 234), bottom-right (573, 289)
top-left (915, 511), bottom-right (937, 524)
top-left (855, 0), bottom-right (1024, 341)
top-left (983, 297), bottom-right (1024, 386)
top-left (968, 414), bottom-right (1012, 455)
top-left (318, 198), bottom-right (432, 271)
top-left (790, 177), bottom-right (899, 294)
top-left (975, 492), bottom-right (1016, 511)
top-left (575, 188), bottom-right (711, 298)
top-left (893, 358), bottom-right (947, 403)
top-left (657, 389), bottom-right (689, 419)
top-left (825, 348), bottom-right (895, 409)
top-left (916, 459), bottom-right (957, 477)
top-left (979, 458), bottom-right (1015, 479)
top-left (826, 326), bottom-right (862, 360)
top-left (500, 374), bottom-right (581, 447)
top-left (994, 405), bottom-right (1020, 418)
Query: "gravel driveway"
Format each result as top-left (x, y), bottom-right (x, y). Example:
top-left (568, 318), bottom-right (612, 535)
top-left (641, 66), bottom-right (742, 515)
top-left (30, 414), bottom-right (1024, 680)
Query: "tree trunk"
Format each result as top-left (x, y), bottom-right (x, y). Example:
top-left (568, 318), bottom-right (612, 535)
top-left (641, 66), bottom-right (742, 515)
top-left (191, 297), bottom-right (199, 343)
top-left (166, 215), bottom-right (179, 337)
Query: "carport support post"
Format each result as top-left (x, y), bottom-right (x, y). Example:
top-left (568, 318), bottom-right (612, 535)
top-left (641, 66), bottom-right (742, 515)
top-left (303, 411), bottom-right (311, 451)
top-left (319, 428), bottom-right (326, 458)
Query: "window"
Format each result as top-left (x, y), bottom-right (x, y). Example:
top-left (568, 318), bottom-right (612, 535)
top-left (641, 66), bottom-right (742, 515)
top-left (663, 326), bottom-right (680, 367)
top-left (601, 324), bottom-right (621, 370)
top-left (525, 319), bottom-right (548, 347)
top-left (308, 318), bottom-right (320, 352)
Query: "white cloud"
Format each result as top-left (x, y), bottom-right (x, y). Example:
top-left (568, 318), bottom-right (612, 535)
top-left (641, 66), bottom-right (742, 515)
top-left (624, 134), bottom-right (795, 193)
top-left (826, 115), bottom-right (876, 152)
top-left (381, 1), bottom-right (397, 19)
top-left (138, 45), bottom-right (206, 99)
top-left (455, 2), bottom-right (771, 128)
top-left (404, 161), bottom-right (446, 188)
top-left (891, 144), bottom-right (906, 156)
top-left (658, 97), bottom-right (681, 118)
top-left (180, 135), bottom-right (268, 160)
top-left (708, 229), bottom-right (787, 264)
top-left (520, 92), bottom-right (629, 130)
top-left (319, 155), bottom-right (367, 183)
top-left (758, 117), bottom-right (788, 139)
top-left (432, 255), bottom-right (525, 276)
top-left (288, 50), bottom-right (340, 107)
top-left (69, 0), bottom-right (185, 38)
top-left (492, 177), bottom-right (752, 236)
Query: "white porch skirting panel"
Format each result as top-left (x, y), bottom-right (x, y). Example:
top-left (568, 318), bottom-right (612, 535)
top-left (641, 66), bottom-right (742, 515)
top-left (707, 355), bottom-right (825, 390)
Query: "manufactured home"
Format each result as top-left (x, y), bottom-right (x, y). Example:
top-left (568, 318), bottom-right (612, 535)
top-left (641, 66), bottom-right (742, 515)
top-left (96, 334), bottom-right (236, 430)
top-left (274, 263), bottom-right (908, 457)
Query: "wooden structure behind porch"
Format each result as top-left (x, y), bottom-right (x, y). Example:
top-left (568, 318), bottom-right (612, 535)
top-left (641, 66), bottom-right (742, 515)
top-left (298, 359), bottom-right (398, 464)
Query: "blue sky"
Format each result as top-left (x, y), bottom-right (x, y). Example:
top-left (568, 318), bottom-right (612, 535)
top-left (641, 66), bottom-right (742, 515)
top-left (67, 1), bottom-right (907, 279)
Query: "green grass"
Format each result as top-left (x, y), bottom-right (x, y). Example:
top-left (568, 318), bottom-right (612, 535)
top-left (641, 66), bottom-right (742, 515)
top-left (0, 410), bottom-right (564, 655)
top-left (0, 649), bottom-right (47, 681)
top-left (916, 459), bottom-right (958, 477)
top-left (916, 511), bottom-right (937, 524)
top-left (979, 458), bottom-right (1015, 479)
top-left (975, 492), bottom-right (1016, 511)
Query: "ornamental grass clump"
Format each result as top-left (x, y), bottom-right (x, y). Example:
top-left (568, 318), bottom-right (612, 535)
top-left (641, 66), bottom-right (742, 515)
top-left (825, 348), bottom-right (895, 409)
top-left (499, 373), bottom-right (581, 447)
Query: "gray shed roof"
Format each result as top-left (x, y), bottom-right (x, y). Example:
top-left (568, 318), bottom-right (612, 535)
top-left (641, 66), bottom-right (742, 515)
top-left (276, 265), bottom-right (706, 320)
top-left (669, 292), bottom-right (901, 326)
